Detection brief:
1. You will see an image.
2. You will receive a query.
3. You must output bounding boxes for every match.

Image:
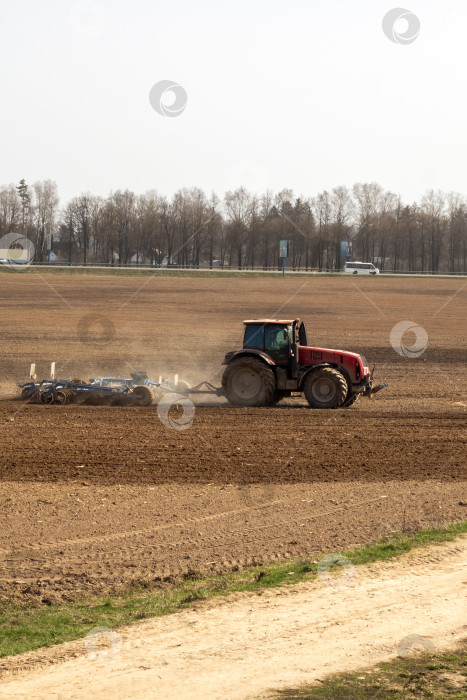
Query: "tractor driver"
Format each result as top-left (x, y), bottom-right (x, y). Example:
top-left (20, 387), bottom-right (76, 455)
top-left (265, 325), bottom-right (290, 363)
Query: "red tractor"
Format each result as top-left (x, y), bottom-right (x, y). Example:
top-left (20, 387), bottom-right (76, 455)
top-left (221, 318), bottom-right (387, 408)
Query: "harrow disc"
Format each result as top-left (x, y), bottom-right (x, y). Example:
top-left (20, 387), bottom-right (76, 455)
top-left (21, 386), bottom-right (37, 401)
top-left (40, 391), bottom-right (55, 405)
top-left (131, 385), bottom-right (153, 407)
top-left (55, 389), bottom-right (73, 405)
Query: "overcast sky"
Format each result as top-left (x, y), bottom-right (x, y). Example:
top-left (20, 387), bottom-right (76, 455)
top-left (1, 0), bottom-right (465, 205)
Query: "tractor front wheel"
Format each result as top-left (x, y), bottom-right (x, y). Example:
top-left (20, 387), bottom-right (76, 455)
top-left (222, 357), bottom-right (276, 407)
top-left (304, 368), bottom-right (348, 409)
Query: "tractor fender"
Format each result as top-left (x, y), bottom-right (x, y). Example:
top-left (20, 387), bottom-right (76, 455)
top-left (222, 349), bottom-right (276, 367)
top-left (299, 363), bottom-right (351, 390)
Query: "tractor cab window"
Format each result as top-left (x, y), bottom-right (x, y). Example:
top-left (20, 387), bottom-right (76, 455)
top-left (264, 324), bottom-right (291, 363)
top-left (243, 324), bottom-right (264, 349)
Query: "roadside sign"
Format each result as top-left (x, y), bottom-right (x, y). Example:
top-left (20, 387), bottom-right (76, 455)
top-left (279, 240), bottom-right (289, 277)
top-left (279, 240), bottom-right (289, 258)
top-left (341, 241), bottom-right (352, 257)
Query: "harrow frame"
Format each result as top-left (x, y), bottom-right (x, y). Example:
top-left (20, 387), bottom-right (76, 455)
top-left (18, 366), bottom-right (224, 406)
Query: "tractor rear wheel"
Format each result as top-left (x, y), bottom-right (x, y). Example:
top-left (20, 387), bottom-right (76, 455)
top-left (304, 368), bottom-right (348, 409)
top-left (132, 385), bottom-right (153, 407)
top-left (222, 357), bottom-right (276, 407)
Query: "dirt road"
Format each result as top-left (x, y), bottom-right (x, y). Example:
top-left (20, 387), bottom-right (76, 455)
top-left (1, 538), bottom-right (465, 699)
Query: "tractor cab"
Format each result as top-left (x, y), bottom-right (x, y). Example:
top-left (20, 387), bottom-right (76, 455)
top-left (242, 318), bottom-right (308, 366)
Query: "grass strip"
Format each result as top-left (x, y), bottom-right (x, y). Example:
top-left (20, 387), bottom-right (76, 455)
top-left (271, 644), bottom-right (467, 699)
top-left (2, 266), bottom-right (463, 279)
top-left (0, 266), bottom-right (336, 279)
top-left (1, 521), bottom-right (466, 659)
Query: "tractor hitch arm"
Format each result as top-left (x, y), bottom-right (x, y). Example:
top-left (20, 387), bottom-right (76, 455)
top-left (367, 382), bottom-right (388, 396)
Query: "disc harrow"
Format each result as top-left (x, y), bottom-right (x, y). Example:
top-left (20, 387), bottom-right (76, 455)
top-left (18, 367), bottom-right (223, 407)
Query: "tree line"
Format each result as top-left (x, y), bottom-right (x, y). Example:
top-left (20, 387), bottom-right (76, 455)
top-left (1, 179), bottom-right (466, 272)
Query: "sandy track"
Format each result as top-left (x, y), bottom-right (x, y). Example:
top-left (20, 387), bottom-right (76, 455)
top-left (1, 539), bottom-right (466, 699)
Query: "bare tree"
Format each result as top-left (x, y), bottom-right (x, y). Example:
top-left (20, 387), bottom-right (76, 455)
top-left (0, 184), bottom-right (20, 235)
top-left (331, 186), bottom-right (354, 269)
top-left (33, 180), bottom-right (59, 261)
top-left (421, 190), bottom-right (445, 273)
top-left (224, 187), bottom-right (255, 269)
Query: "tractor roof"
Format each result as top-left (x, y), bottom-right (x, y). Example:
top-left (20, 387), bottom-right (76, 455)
top-left (243, 319), bottom-right (298, 324)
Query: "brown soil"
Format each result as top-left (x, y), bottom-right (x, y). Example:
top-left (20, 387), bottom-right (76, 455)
top-left (0, 272), bottom-right (466, 603)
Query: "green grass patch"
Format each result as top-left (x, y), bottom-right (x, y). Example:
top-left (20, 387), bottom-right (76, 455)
top-left (1, 522), bottom-right (466, 659)
top-left (271, 644), bottom-right (467, 699)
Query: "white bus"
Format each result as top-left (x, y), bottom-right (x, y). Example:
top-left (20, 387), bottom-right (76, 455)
top-left (343, 261), bottom-right (379, 275)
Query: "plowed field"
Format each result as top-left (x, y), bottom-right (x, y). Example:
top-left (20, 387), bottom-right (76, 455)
top-left (0, 271), bottom-right (466, 602)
